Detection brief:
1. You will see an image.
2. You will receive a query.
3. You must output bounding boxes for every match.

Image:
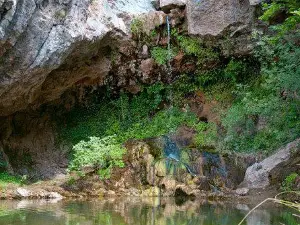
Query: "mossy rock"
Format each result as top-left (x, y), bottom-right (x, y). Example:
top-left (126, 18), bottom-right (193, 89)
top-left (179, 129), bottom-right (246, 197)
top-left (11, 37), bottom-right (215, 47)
top-left (155, 160), bottom-right (167, 177)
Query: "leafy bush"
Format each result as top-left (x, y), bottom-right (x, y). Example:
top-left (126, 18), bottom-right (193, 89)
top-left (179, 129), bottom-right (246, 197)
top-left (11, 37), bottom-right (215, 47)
top-left (188, 121), bottom-right (217, 148)
top-left (69, 136), bottom-right (126, 179)
top-left (259, 1), bottom-right (300, 40)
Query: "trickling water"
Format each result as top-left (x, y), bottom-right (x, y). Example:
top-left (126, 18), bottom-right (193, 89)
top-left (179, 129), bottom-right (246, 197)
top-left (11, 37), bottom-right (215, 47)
top-left (166, 16), bottom-right (172, 77)
top-left (163, 136), bottom-right (196, 176)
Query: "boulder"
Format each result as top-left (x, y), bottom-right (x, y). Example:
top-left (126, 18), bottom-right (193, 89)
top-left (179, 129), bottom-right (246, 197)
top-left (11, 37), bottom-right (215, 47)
top-left (16, 188), bottom-right (31, 198)
top-left (134, 11), bottom-right (167, 35)
top-left (240, 139), bottom-right (300, 189)
top-left (46, 192), bottom-right (63, 199)
top-left (235, 188), bottom-right (249, 196)
top-left (249, 0), bottom-right (262, 5)
top-left (186, 0), bottom-right (255, 36)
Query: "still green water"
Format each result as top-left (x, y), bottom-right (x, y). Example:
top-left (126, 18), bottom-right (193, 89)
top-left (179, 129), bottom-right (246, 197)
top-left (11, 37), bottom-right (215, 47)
top-left (0, 198), bottom-right (298, 225)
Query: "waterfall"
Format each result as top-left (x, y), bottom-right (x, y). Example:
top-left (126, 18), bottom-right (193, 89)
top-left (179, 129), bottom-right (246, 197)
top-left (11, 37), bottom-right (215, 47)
top-left (166, 16), bottom-right (172, 77)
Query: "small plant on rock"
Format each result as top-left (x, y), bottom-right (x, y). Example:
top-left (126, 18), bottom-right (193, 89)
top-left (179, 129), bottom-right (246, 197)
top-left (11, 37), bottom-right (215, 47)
top-left (281, 172), bottom-right (299, 191)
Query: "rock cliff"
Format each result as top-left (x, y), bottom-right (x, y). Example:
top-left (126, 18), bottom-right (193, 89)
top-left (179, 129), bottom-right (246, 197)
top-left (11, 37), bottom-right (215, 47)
top-left (0, 0), bottom-right (263, 178)
top-left (0, 0), bottom-right (261, 117)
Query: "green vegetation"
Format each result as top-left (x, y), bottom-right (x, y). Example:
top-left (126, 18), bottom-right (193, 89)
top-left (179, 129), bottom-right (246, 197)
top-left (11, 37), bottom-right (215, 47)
top-left (130, 18), bottom-right (143, 38)
top-left (172, 29), bottom-right (219, 65)
top-left (151, 47), bottom-right (176, 65)
top-left (219, 1), bottom-right (300, 153)
top-left (0, 172), bottom-right (22, 189)
top-left (69, 136), bottom-right (126, 179)
top-left (281, 173), bottom-right (299, 191)
top-left (59, 0), bottom-right (300, 178)
top-left (259, 0), bottom-right (300, 40)
top-left (59, 84), bottom-right (203, 177)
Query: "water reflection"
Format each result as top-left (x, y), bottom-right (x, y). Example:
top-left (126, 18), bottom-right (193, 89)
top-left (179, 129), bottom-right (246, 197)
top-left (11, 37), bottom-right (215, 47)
top-left (0, 198), bottom-right (298, 225)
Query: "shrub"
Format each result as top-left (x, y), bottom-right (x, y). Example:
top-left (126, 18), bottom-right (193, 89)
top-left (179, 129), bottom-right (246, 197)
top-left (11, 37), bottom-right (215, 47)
top-left (221, 30), bottom-right (300, 153)
top-left (69, 136), bottom-right (126, 179)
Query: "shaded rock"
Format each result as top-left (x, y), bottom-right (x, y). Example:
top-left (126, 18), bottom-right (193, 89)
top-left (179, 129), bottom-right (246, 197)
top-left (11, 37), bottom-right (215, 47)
top-left (159, 0), bottom-right (186, 13)
top-left (196, 176), bottom-right (211, 191)
top-left (174, 184), bottom-right (198, 197)
top-left (140, 58), bottom-right (156, 82)
top-left (240, 139), bottom-right (300, 189)
top-left (235, 188), bottom-right (249, 196)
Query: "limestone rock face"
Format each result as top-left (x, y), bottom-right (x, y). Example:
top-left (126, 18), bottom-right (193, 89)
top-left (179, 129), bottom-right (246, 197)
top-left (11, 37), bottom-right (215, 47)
top-left (241, 139), bottom-right (300, 189)
top-left (0, 0), bottom-right (154, 116)
top-left (186, 0), bottom-right (255, 36)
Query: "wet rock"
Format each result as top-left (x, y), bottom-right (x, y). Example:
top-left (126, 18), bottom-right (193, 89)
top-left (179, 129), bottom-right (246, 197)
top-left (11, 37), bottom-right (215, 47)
top-left (155, 160), bottom-right (167, 177)
top-left (241, 139), bottom-right (300, 189)
top-left (235, 188), bottom-right (249, 196)
top-left (160, 176), bottom-right (176, 191)
top-left (142, 186), bottom-right (160, 197)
